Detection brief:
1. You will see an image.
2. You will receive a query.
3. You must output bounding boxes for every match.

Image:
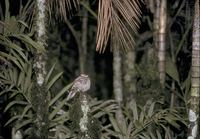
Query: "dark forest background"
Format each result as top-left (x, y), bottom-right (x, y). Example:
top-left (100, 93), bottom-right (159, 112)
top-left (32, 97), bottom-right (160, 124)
top-left (0, 0), bottom-right (199, 139)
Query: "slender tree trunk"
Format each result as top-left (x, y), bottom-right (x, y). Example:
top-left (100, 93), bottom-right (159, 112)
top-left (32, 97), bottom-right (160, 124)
top-left (169, 33), bottom-right (176, 108)
top-left (154, 0), bottom-right (160, 50)
top-left (79, 5), bottom-right (88, 73)
top-left (33, 0), bottom-right (48, 138)
top-left (123, 50), bottom-right (136, 102)
top-left (158, 0), bottom-right (167, 89)
top-left (169, 28), bottom-right (176, 108)
top-left (153, 0), bottom-right (163, 91)
top-left (79, 94), bottom-right (91, 138)
top-left (113, 50), bottom-right (123, 104)
top-left (188, 0), bottom-right (200, 138)
top-left (87, 28), bottom-right (96, 97)
top-left (113, 49), bottom-right (126, 138)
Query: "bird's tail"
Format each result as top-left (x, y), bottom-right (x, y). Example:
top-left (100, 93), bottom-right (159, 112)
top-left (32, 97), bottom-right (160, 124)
top-left (66, 91), bottom-right (76, 101)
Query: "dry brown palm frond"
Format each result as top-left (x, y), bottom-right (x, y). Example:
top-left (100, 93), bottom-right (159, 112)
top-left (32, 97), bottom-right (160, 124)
top-left (96, 0), bottom-right (142, 53)
top-left (48, 0), bottom-right (79, 21)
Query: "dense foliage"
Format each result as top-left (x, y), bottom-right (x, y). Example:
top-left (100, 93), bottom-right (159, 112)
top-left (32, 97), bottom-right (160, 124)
top-left (0, 0), bottom-right (196, 138)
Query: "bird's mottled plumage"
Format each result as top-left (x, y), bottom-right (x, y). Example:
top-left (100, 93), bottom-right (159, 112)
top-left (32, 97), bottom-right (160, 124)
top-left (67, 74), bottom-right (91, 101)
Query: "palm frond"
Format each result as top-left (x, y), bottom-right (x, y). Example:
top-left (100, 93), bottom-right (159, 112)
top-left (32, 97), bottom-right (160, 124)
top-left (48, 0), bottom-right (79, 21)
top-left (107, 99), bottom-right (186, 138)
top-left (96, 0), bottom-right (142, 53)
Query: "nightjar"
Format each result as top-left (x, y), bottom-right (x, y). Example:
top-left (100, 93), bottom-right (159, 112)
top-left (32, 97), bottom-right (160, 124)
top-left (66, 74), bottom-right (91, 101)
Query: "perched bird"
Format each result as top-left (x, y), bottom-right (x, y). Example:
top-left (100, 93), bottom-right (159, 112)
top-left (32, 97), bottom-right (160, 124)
top-left (66, 74), bottom-right (91, 101)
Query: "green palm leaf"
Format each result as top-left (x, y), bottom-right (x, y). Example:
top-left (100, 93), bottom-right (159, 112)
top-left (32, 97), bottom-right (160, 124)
top-left (46, 72), bottom-right (63, 90)
top-left (49, 83), bottom-right (73, 107)
top-left (4, 100), bottom-right (29, 112)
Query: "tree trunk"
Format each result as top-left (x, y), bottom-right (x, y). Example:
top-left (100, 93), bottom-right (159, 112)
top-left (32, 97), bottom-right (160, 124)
top-left (158, 0), bottom-right (167, 89)
top-left (79, 6), bottom-right (88, 73)
top-left (169, 29), bottom-right (177, 108)
top-left (154, 0), bottom-right (160, 50)
top-left (113, 50), bottom-right (123, 104)
top-left (113, 49), bottom-right (126, 138)
top-left (123, 50), bottom-right (136, 102)
top-left (33, 0), bottom-right (48, 138)
top-left (188, 0), bottom-right (200, 138)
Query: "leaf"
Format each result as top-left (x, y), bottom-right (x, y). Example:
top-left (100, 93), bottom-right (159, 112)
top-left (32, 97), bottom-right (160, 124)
top-left (5, 39), bottom-right (28, 62)
top-left (149, 130), bottom-right (156, 139)
top-left (18, 20), bottom-right (29, 28)
top-left (46, 72), bottom-right (63, 90)
top-left (9, 91), bottom-right (21, 99)
top-left (52, 111), bottom-right (69, 122)
top-left (0, 37), bottom-right (27, 62)
top-left (12, 67), bottom-right (18, 85)
top-left (102, 124), bottom-right (120, 137)
top-left (142, 133), bottom-right (151, 139)
top-left (48, 0), bottom-right (79, 22)
top-left (109, 115), bottom-right (120, 133)
top-left (23, 64), bottom-right (32, 93)
top-left (8, 69), bottom-right (14, 84)
top-left (4, 100), bottom-right (28, 112)
top-left (164, 116), bottom-right (180, 129)
top-left (49, 83), bottom-right (72, 107)
top-left (45, 62), bottom-right (57, 83)
top-left (156, 130), bottom-right (162, 139)
top-left (49, 122), bottom-right (60, 129)
top-left (96, 0), bottom-right (142, 53)
top-left (139, 110), bottom-right (145, 123)
top-left (138, 134), bottom-right (149, 139)
top-left (17, 70), bottom-right (25, 87)
top-left (91, 100), bottom-right (117, 113)
top-left (10, 49), bottom-right (26, 70)
top-left (15, 119), bottom-right (33, 131)
top-left (21, 105), bottom-right (32, 119)
top-left (182, 71), bottom-right (191, 92)
top-left (0, 84), bottom-right (14, 96)
top-left (175, 23), bottom-right (192, 58)
top-left (5, 115), bottom-right (21, 126)
top-left (12, 34), bottom-right (45, 52)
top-left (80, 1), bottom-right (97, 19)
top-left (90, 99), bottom-right (118, 119)
top-left (129, 99), bottom-right (138, 121)
top-left (5, 0), bottom-right (10, 22)
top-left (93, 103), bottom-right (118, 118)
top-left (0, 70), bottom-right (8, 80)
top-left (0, 52), bottom-right (23, 71)
top-left (49, 97), bottom-right (68, 120)
top-left (147, 102), bottom-right (156, 117)
top-left (26, 82), bottom-right (33, 100)
top-left (166, 57), bottom-right (180, 83)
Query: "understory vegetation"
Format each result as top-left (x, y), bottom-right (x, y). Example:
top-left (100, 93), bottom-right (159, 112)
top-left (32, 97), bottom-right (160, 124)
top-left (0, 0), bottom-right (198, 139)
